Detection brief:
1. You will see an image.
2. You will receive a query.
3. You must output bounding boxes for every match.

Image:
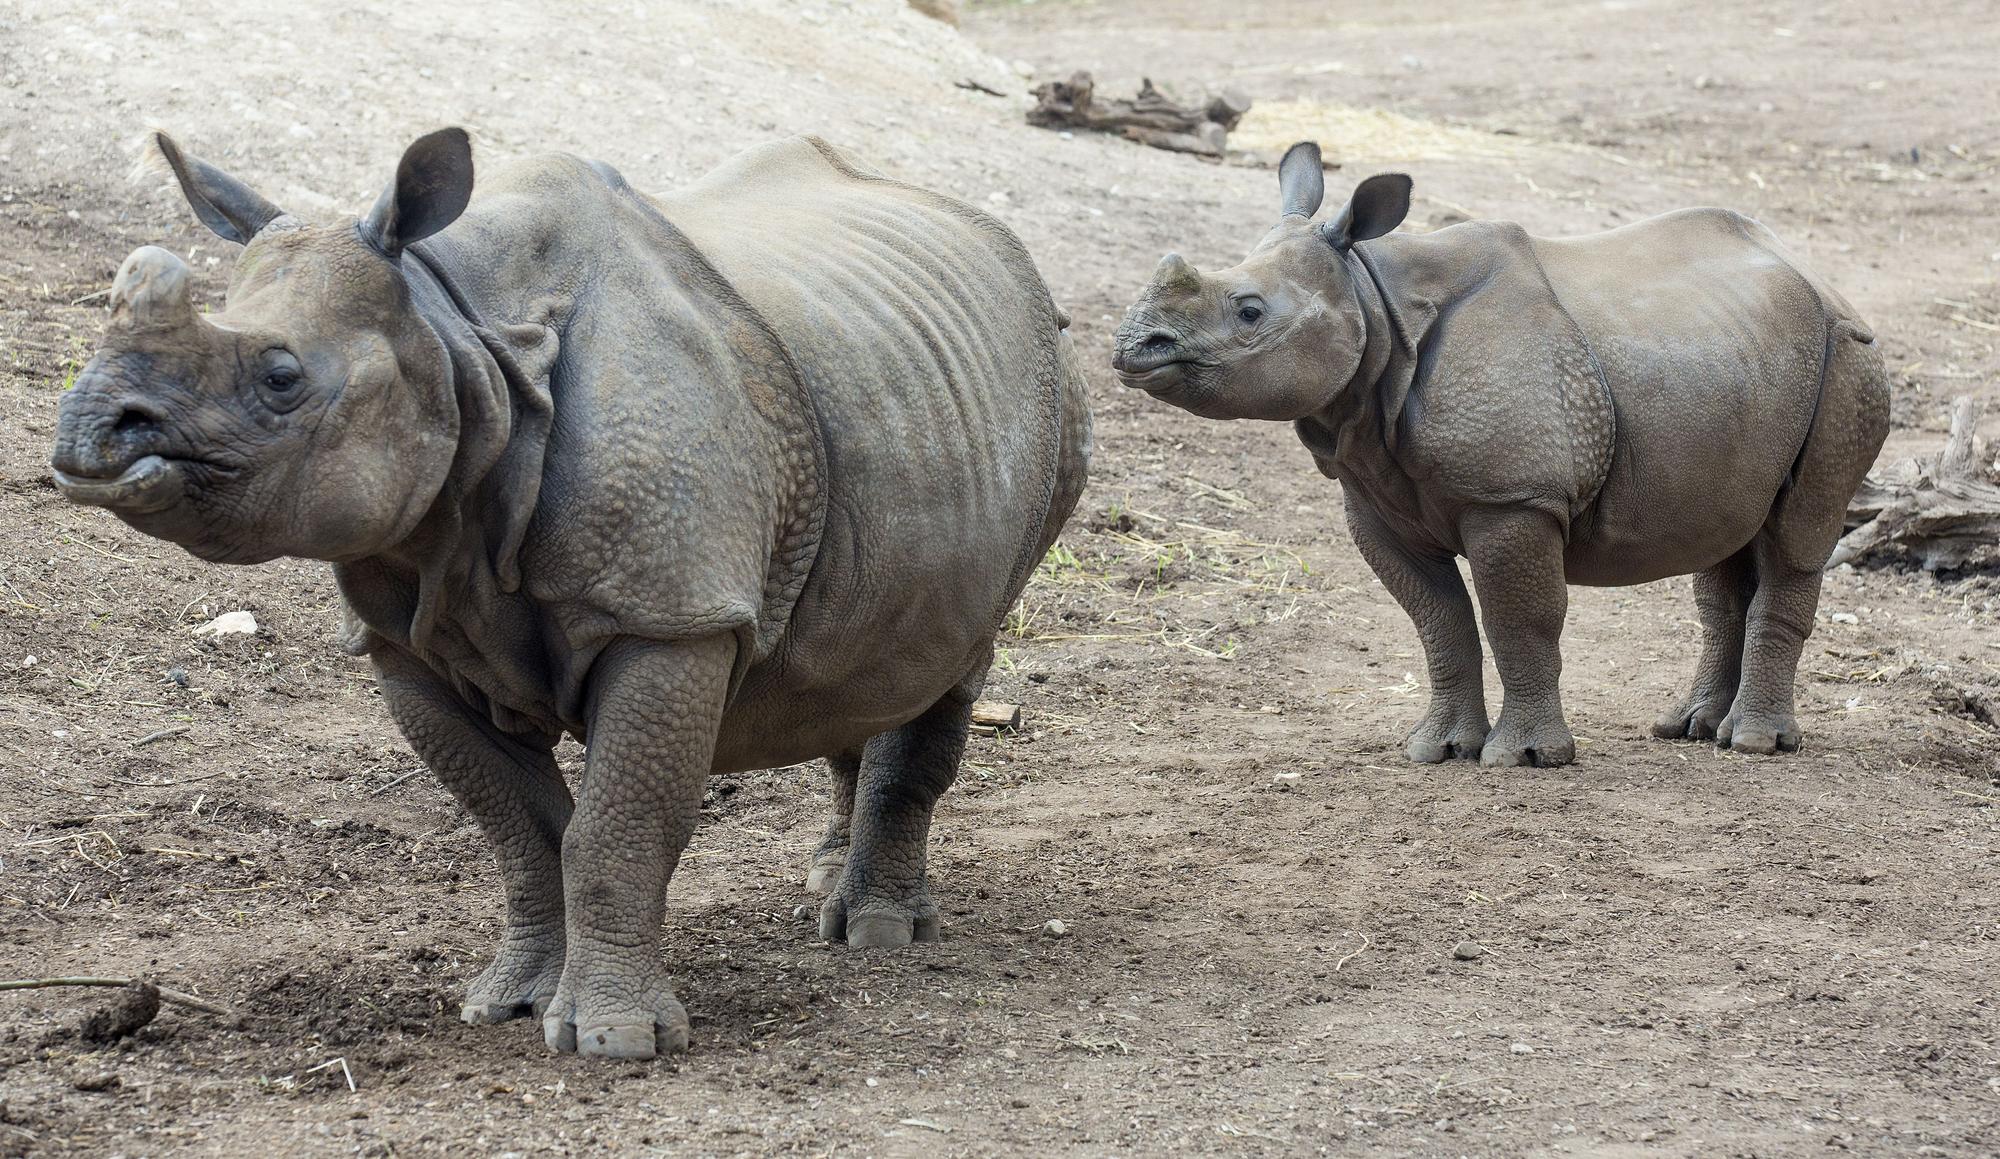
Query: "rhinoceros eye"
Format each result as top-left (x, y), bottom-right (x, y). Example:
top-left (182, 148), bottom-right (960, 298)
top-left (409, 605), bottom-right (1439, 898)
top-left (1237, 303), bottom-right (1264, 325)
top-left (255, 350), bottom-right (309, 412)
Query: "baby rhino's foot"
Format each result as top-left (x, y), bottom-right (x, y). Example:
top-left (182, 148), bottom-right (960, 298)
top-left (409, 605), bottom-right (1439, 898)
top-left (1405, 703), bottom-right (1491, 764)
top-left (1716, 710), bottom-right (1802, 755)
top-left (1651, 695), bottom-right (1731, 742)
top-left (819, 880), bottom-right (940, 950)
top-left (461, 924), bottom-right (564, 1025)
top-left (1479, 715), bottom-right (1576, 768)
top-left (542, 948), bottom-right (689, 1060)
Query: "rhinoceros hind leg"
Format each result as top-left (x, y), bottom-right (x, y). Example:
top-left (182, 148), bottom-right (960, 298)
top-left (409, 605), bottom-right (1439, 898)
top-left (1716, 542), bottom-right (1818, 756)
top-left (817, 676), bottom-right (975, 948)
top-left (804, 748), bottom-right (862, 894)
top-left (1653, 548), bottom-right (1755, 742)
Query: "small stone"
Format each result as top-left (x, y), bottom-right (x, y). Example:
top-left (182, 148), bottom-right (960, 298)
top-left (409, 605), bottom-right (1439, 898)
top-left (1453, 940), bottom-right (1484, 961)
top-left (792, 904), bottom-right (812, 920)
top-left (1510, 1041), bottom-right (1534, 1054)
top-left (72, 1073), bottom-right (121, 1093)
top-left (1042, 919), bottom-right (1068, 938)
top-left (194, 610), bottom-right (258, 636)
top-left (1830, 611), bottom-right (1859, 624)
top-left (166, 667), bottom-right (189, 687)
top-left (1271, 772), bottom-right (1301, 791)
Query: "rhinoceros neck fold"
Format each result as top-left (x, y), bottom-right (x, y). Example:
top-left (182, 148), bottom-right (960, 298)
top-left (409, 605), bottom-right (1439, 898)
top-left (1292, 248), bottom-right (1407, 480)
top-left (334, 243), bottom-right (560, 723)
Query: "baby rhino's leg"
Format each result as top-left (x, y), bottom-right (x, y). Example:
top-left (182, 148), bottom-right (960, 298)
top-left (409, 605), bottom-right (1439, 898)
top-left (1462, 507), bottom-right (1575, 768)
top-left (1344, 490), bottom-right (1489, 762)
top-left (1654, 548), bottom-right (1754, 742)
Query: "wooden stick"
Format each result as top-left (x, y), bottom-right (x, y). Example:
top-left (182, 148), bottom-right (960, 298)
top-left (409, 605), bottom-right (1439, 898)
top-left (0, 976), bottom-right (236, 1019)
top-left (970, 701), bottom-right (1023, 731)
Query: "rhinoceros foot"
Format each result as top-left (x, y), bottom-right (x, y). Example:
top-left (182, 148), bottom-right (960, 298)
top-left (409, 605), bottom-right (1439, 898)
top-left (1651, 694), bottom-right (1732, 742)
top-left (818, 889), bottom-right (941, 950)
top-left (804, 851), bottom-right (847, 895)
top-left (541, 951), bottom-right (689, 1060)
top-left (1715, 710), bottom-right (1802, 756)
top-left (1404, 701), bottom-right (1490, 764)
top-left (1478, 715), bottom-right (1576, 769)
top-left (459, 923), bottom-right (565, 1025)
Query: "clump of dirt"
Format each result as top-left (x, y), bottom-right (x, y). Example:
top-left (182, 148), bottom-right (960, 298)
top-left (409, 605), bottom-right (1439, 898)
top-left (79, 983), bottom-right (159, 1044)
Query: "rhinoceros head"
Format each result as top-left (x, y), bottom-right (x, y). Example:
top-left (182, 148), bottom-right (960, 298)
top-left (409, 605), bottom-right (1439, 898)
top-left (1112, 142), bottom-right (1410, 422)
top-left (51, 129), bottom-right (476, 564)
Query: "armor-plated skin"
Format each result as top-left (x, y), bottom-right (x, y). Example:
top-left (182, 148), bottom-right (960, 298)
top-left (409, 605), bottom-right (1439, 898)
top-left (1113, 142), bottom-right (1886, 769)
top-left (50, 129), bottom-right (1090, 1060)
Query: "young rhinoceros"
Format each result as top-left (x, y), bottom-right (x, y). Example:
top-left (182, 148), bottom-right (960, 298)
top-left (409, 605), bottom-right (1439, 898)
top-left (51, 129), bottom-right (1090, 1059)
top-left (1113, 142), bottom-right (1887, 768)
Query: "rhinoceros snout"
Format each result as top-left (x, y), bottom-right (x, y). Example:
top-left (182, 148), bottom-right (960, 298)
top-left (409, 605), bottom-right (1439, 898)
top-left (1111, 330), bottom-right (1186, 376)
top-left (50, 358), bottom-right (192, 513)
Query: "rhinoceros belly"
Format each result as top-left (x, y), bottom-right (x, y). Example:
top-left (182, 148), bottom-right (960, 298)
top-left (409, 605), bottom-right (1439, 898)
top-left (1532, 210), bottom-right (1831, 584)
top-left (659, 139), bottom-right (1068, 769)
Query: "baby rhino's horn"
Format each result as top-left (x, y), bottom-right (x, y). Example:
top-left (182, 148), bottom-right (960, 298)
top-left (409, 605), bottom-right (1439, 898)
top-left (1150, 252), bottom-right (1203, 296)
top-left (108, 246), bottom-right (200, 334)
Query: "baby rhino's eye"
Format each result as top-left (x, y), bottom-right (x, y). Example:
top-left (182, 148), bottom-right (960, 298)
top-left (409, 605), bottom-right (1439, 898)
top-left (1237, 304), bottom-right (1263, 324)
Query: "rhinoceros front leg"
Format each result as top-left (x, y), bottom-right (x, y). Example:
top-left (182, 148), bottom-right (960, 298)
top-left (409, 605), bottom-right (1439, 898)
top-left (1344, 490), bottom-right (1489, 762)
top-left (1716, 543), bottom-right (1820, 755)
top-left (817, 678), bottom-right (976, 949)
top-left (804, 748), bottom-right (861, 894)
top-left (542, 635), bottom-right (732, 1060)
top-left (371, 647), bottom-right (571, 1025)
top-left (1463, 507), bottom-right (1576, 768)
top-left (1653, 548), bottom-right (1754, 742)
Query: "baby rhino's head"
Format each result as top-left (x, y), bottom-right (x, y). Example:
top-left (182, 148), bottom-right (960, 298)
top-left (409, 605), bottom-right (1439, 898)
top-left (1113, 142), bottom-right (1411, 421)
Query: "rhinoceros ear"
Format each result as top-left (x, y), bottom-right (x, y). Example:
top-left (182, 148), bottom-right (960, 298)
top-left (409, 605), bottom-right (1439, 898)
top-left (1277, 141), bottom-right (1325, 220)
top-left (148, 131), bottom-right (284, 246)
top-left (1320, 172), bottom-right (1412, 251)
top-left (360, 128), bottom-right (474, 260)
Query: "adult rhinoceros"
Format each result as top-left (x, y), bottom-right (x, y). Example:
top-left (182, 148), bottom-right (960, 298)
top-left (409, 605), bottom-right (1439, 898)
top-left (50, 128), bottom-right (1090, 1060)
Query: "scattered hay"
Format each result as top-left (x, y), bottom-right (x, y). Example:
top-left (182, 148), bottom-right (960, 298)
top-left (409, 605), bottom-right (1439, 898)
top-left (1232, 99), bottom-right (1534, 163)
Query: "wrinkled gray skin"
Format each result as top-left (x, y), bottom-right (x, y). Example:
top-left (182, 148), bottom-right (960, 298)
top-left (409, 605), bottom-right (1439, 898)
top-left (1114, 141), bottom-right (1887, 768)
top-left (51, 129), bottom-right (1090, 1060)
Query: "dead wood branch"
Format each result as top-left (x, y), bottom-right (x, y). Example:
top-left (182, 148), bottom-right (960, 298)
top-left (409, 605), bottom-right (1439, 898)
top-left (1834, 396), bottom-right (2000, 571)
top-left (1028, 71), bottom-right (1251, 157)
top-left (0, 975), bottom-right (237, 1019)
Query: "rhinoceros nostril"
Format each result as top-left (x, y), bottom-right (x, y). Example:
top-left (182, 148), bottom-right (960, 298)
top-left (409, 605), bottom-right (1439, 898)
top-left (1142, 333), bottom-right (1178, 351)
top-left (112, 402), bottom-right (163, 437)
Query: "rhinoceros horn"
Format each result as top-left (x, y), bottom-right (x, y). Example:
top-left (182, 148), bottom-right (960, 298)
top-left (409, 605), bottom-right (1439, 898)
top-left (1147, 252), bottom-right (1203, 298)
top-left (107, 246), bottom-right (203, 335)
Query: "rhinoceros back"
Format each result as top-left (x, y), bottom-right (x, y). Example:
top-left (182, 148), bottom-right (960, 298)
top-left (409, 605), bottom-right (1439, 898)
top-left (653, 137), bottom-right (1073, 743)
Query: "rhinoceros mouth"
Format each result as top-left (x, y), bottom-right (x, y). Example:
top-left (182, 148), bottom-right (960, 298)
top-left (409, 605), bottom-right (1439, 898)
top-left (1115, 358), bottom-right (1205, 399)
top-left (52, 454), bottom-right (190, 514)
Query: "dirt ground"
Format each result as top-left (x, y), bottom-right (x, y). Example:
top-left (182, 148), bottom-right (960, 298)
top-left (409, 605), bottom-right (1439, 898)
top-left (2, 0), bottom-right (1997, 1154)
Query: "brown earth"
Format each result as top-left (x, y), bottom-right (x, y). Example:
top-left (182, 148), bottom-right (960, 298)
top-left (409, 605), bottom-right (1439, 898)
top-left (1, 0), bottom-right (1997, 1154)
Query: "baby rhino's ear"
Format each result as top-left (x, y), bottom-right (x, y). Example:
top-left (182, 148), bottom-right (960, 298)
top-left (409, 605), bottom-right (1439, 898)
top-left (1321, 173), bottom-right (1413, 251)
top-left (1277, 141), bottom-right (1325, 219)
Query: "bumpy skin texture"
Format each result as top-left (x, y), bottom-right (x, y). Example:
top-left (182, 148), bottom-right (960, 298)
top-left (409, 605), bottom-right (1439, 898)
top-left (49, 131), bottom-right (1091, 1060)
top-left (1113, 145), bottom-right (1888, 766)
